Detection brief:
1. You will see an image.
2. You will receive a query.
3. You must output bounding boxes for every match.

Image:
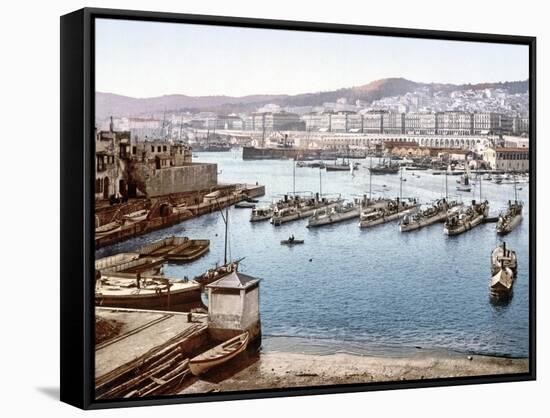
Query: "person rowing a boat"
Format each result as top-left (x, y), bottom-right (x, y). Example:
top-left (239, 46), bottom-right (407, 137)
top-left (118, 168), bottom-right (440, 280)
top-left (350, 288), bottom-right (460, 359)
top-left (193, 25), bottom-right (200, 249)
top-left (288, 234), bottom-right (295, 243)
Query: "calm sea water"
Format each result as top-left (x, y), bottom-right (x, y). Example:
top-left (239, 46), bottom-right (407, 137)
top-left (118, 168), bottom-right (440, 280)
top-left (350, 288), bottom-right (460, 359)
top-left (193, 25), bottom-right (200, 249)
top-left (97, 150), bottom-right (530, 358)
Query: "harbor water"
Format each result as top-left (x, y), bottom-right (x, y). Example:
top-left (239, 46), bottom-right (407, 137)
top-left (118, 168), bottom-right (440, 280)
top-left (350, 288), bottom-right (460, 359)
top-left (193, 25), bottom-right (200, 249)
top-left (97, 150), bottom-right (530, 358)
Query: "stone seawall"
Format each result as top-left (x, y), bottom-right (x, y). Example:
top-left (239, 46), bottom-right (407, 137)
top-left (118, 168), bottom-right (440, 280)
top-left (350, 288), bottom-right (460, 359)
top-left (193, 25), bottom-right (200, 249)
top-left (133, 163), bottom-right (218, 197)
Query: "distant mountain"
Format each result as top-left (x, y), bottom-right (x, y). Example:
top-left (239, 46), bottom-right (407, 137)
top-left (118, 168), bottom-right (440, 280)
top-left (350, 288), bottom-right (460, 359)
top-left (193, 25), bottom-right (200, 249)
top-left (96, 78), bottom-right (528, 118)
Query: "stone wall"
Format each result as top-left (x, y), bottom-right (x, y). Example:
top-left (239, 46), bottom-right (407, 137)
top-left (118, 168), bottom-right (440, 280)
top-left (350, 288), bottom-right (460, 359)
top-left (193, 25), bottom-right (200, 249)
top-left (132, 162), bottom-right (218, 197)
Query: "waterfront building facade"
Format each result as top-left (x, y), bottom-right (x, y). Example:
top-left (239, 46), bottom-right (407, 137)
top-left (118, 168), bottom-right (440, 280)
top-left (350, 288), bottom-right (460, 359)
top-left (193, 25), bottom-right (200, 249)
top-left (483, 147), bottom-right (530, 172)
top-left (245, 111), bottom-right (304, 132)
top-left (95, 124), bottom-right (131, 201)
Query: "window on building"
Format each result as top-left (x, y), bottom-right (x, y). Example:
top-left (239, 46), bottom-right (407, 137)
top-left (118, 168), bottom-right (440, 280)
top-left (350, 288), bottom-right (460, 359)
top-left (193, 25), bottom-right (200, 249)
top-left (157, 146), bottom-right (161, 152)
top-left (151, 146), bottom-right (154, 152)
top-left (163, 145), bottom-right (167, 152)
top-left (132, 146), bottom-right (137, 155)
top-left (95, 179), bottom-right (101, 193)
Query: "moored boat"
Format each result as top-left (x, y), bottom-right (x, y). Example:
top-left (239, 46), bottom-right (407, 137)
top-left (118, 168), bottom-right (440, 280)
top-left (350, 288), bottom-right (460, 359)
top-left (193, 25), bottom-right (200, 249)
top-left (496, 200), bottom-right (523, 234)
top-left (307, 200), bottom-right (361, 227)
top-left (491, 242), bottom-right (517, 276)
top-left (400, 199), bottom-right (462, 232)
top-left (490, 266), bottom-right (515, 298)
top-left (250, 206), bottom-right (274, 222)
top-left (189, 331), bottom-right (249, 375)
top-left (359, 198), bottom-right (419, 228)
top-left (95, 220), bottom-right (122, 235)
top-left (165, 239), bottom-right (210, 262)
top-left (194, 261), bottom-right (240, 287)
top-left (271, 196), bottom-right (343, 226)
top-left (122, 209), bottom-right (149, 223)
top-left (95, 274), bottom-right (203, 312)
top-left (443, 200), bottom-right (489, 236)
top-left (369, 163), bottom-right (399, 175)
top-left (137, 236), bottom-right (210, 263)
top-left (325, 160), bottom-right (359, 171)
top-left (235, 201), bottom-right (256, 209)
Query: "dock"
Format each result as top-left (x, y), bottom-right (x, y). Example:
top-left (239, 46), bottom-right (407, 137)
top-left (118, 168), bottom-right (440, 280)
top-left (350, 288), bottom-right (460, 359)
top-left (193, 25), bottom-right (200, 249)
top-left (95, 307), bottom-right (209, 398)
top-left (95, 183), bottom-right (265, 248)
top-left (95, 269), bottom-right (262, 399)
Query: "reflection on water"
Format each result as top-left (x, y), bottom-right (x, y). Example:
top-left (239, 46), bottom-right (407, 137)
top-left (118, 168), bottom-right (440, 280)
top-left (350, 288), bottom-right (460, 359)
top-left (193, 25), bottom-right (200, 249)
top-left (97, 151), bottom-right (530, 358)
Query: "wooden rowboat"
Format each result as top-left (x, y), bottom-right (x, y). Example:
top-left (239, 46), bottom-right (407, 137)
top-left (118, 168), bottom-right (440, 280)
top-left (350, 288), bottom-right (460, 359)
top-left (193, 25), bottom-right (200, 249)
top-left (137, 237), bottom-right (210, 263)
top-left (280, 239), bottom-right (304, 245)
top-left (95, 221), bottom-right (121, 234)
top-left (189, 331), bottom-right (249, 375)
top-left (235, 201), bottom-right (256, 209)
top-left (165, 239), bottom-right (210, 262)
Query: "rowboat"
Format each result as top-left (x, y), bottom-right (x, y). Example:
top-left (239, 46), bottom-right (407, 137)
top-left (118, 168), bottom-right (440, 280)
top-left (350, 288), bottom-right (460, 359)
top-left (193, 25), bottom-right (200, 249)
top-left (137, 236), bottom-right (210, 263)
top-left (280, 239), bottom-right (304, 245)
top-left (235, 201), bottom-right (256, 209)
top-left (189, 332), bottom-right (249, 375)
top-left (165, 239), bottom-right (210, 262)
top-left (95, 220), bottom-right (121, 235)
top-left (122, 209), bottom-right (149, 223)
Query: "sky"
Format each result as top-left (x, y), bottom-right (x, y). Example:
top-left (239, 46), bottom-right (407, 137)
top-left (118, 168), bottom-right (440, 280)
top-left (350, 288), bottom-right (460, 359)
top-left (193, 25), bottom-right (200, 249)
top-left (95, 18), bottom-right (529, 98)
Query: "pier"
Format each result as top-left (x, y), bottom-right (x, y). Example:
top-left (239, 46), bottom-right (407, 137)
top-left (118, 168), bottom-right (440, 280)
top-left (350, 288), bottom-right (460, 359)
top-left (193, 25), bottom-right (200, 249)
top-left (95, 267), bottom-right (262, 399)
top-left (95, 183), bottom-right (264, 248)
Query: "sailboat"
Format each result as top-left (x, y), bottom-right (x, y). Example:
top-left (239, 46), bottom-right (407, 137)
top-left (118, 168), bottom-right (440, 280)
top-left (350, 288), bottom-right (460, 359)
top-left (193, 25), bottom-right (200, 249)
top-left (195, 206), bottom-right (240, 286)
top-left (369, 157), bottom-right (399, 175)
top-left (456, 163), bottom-right (472, 192)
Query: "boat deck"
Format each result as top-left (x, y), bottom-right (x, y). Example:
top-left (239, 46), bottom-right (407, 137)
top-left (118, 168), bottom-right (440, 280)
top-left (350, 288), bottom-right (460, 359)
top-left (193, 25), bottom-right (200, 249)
top-left (96, 275), bottom-right (200, 297)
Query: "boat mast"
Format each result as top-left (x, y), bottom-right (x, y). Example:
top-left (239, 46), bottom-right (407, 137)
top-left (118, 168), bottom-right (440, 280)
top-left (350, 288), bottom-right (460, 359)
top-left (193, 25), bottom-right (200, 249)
top-left (479, 170), bottom-right (482, 202)
top-left (369, 156), bottom-right (373, 200)
top-left (399, 166), bottom-right (403, 200)
top-left (445, 169), bottom-right (448, 200)
top-left (293, 159), bottom-right (296, 196)
top-left (514, 173), bottom-right (518, 202)
top-left (319, 167), bottom-right (322, 198)
top-left (224, 206), bottom-right (229, 265)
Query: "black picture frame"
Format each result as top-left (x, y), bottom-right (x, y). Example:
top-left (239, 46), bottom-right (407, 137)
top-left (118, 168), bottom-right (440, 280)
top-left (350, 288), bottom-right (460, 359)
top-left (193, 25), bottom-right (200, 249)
top-left (60, 7), bottom-right (536, 410)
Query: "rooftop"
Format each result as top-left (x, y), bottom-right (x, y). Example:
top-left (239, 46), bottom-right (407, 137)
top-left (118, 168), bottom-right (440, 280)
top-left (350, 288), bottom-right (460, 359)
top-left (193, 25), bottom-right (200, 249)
top-left (495, 147), bottom-right (529, 152)
top-left (207, 270), bottom-right (260, 290)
